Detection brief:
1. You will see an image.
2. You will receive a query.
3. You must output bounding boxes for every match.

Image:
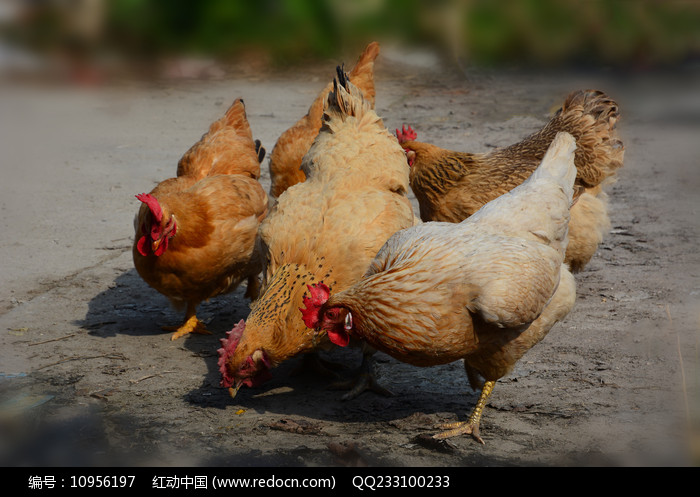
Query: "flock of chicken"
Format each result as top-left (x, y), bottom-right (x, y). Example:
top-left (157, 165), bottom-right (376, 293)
top-left (132, 42), bottom-right (624, 444)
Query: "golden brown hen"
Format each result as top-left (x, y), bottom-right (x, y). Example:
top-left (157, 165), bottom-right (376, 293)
top-left (397, 89), bottom-right (624, 272)
top-left (267, 41), bottom-right (381, 199)
top-left (301, 132), bottom-right (579, 444)
top-left (218, 67), bottom-right (415, 399)
top-left (133, 98), bottom-right (269, 340)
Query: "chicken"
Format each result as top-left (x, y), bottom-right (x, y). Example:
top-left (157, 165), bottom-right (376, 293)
top-left (300, 132), bottom-right (579, 444)
top-left (218, 67), bottom-right (415, 399)
top-left (133, 98), bottom-right (269, 340)
top-left (397, 89), bottom-right (624, 272)
top-left (267, 41), bottom-right (380, 200)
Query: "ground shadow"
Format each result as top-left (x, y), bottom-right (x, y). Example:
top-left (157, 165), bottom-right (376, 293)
top-left (76, 268), bottom-right (481, 427)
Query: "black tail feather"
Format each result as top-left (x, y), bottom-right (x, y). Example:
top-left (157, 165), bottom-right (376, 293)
top-left (336, 64), bottom-right (348, 88)
top-left (254, 139), bottom-right (266, 163)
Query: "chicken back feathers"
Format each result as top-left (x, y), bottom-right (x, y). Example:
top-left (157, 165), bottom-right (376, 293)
top-left (133, 98), bottom-right (269, 340)
top-left (267, 41), bottom-right (381, 199)
top-left (177, 98), bottom-right (263, 181)
top-left (400, 89), bottom-right (624, 272)
top-left (218, 66), bottom-right (414, 393)
top-left (302, 132), bottom-right (578, 441)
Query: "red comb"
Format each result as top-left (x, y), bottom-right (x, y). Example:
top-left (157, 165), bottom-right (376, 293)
top-left (395, 125), bottom-right (417, 143)
top-left (300, 283), bottom-right (331, 329)
top-left (218, 319), bottom-right (246, 387)
top-left (135, 193), bottom-right (163, 222)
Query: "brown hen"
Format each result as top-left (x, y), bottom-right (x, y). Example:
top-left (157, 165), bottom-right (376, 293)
top-left (133, 99), bottom-right (269, 340)
top-left (267, 41), bottom-right (380, 199)
top-left (302, 132), bottom-right (579, 444)
top-left (218, 67), bottom-right (415, 399)
top-left (398, 89), bottom-right (624, 272)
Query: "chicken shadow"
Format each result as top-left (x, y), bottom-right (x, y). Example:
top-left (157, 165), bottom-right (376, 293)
top-left (76, 268), bottom-right (251, 339)
top-left (76, 269), bottom-right (481, 426)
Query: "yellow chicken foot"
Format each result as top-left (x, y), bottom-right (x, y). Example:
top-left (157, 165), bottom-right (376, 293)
top-left (163, 314), bottom-right (212, 340)
top-left (433, 380), bottom-right (495, 444)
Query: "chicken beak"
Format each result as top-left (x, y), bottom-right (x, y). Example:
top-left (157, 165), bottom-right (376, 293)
top-left (151, 238), bottom-right (162, 253)
top-left (228, 383), bottom-right (241, 399)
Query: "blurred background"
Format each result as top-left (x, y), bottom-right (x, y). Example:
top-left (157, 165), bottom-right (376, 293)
top-left (1, 0), bottom-right (699, 83)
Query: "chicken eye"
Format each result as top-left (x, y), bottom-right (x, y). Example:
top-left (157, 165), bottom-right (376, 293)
top-left (163, 216), bottom-right (177, 237)
top-left (405, 149), bottom-right (416, 167)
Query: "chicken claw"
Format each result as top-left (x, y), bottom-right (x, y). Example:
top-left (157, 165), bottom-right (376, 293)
top-left (329, 354), bottom-right (394, 401)
top-left (164, 314), bottom-right (212, 340)
top-left (433, 380), bottom-right (495, 444)
top-left (433, 420), bottom-right (484, 445)
top-left (332, 372), bottom-right (394, 401)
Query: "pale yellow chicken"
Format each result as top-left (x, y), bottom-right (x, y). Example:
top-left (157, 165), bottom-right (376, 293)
top-left (218, 67), bottom-right (415, 399)
top-left (267, 41), bottom-right (380, 199)
top-left (302, 132), bottom-right (579, 443)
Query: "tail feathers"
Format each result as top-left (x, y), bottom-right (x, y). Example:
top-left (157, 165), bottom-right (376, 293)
top-left (556, 89), bottom-right (624, 187)
top-left (304, 41), bottom-right (381, 124)
top-left (348, 41), bottom-right (380, 107)
top-left (335, 64), bottom-right (349, 92)
top-left (350, 41), bottom-right (380, 76)
top-left (467, 132), bottom-right (576, 255)
top-left (212, 98), bottom-right (254, 141)
top-left (325, 65), bottom-right (372, 120)
top-left (530, 132), bottom-right (577, 203)
top-left (254, 139), bottom-right (266, 163)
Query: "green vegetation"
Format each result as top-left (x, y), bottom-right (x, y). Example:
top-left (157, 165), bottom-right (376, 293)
top-left (6, 0), bottom-right (700, 68)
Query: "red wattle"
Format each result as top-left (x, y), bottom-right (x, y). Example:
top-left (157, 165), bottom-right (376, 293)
top-left (137, 236), bottom-right (149, 256)
top-left (328, 329), bottom-right (350, 348)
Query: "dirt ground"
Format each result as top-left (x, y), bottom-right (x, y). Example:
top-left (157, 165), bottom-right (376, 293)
top-left (1, 51), bottom-right (698, 468)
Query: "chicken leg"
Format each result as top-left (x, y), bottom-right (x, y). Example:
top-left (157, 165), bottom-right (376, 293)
top-left (290, 351), bottom-right (346, 378)
top-left (330, 349), bottom-right (394, 401)
top-left (433, 380), bottom-right (495, 444)
top-left (292, 349), bottom-right (393, 401)
top-left (163, 304), bottom-right (212, 340)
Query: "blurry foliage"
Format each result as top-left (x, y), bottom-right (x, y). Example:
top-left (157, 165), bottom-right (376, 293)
top-left (3, 0), bottom-right (700, 68)
top-left (105, 0), bottom-right (341, 62)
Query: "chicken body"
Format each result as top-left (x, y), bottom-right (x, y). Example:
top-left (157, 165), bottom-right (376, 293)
top-left (400, 89), bottom-right (624, 272)
top-left (305, 132), bottom-right (579, 443)
top-left (133, 99), bottom-right (269, 340)
top-left (218, 68), bottom-right (415, 398)
top-left (267, 41), bottom-right (380, 200)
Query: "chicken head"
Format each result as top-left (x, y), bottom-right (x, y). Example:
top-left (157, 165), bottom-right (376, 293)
top-left (135, 193), bottom-right (177, 256)
top-left (217, 319), bottom-right (273, 398)
top-left (300, 283), bottom-right (352, 347)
